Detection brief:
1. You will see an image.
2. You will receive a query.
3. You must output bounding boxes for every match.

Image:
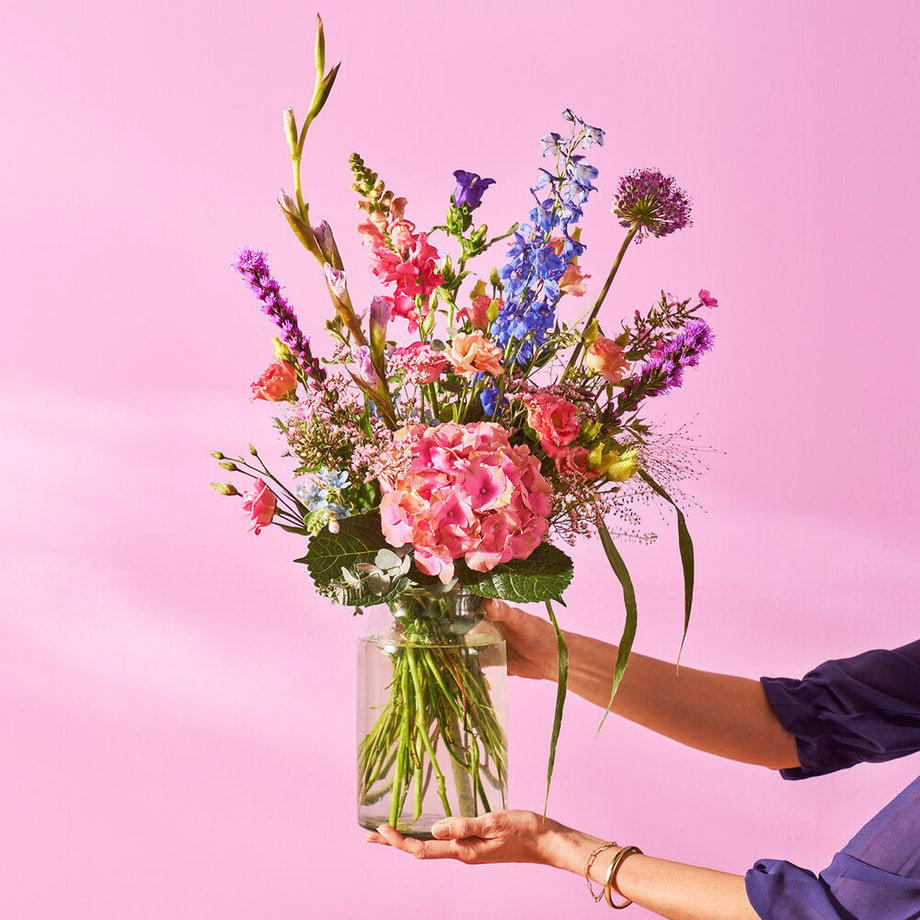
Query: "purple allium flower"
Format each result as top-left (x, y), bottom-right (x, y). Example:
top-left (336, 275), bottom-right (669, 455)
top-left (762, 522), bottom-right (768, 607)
top-left (612, 168), bottom-right (692, 241)
top-left (452, 170), bottom-right (496, 209)
top-left (233, 248), bottom-right (326, 384)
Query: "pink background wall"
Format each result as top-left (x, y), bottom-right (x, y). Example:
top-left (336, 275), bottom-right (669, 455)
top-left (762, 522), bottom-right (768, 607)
top-left (2, 1), bottom-right (918, 916)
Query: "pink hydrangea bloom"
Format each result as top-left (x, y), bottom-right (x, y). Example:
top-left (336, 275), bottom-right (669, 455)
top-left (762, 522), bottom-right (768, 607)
top-left (378, 422), bottom-right (552, 584)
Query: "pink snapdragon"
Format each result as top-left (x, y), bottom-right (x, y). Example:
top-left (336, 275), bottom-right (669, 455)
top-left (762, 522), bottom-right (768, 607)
top-left (241, 479), bottom-right (277, 534)
top-left (378, 422), bottom-right (552, 583)
top-left (360, 210), bottom-right (444, 332)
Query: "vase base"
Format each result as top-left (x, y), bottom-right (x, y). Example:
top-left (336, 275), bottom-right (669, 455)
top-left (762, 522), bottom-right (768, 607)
top-left (358, 812), bottom-right (459, 840)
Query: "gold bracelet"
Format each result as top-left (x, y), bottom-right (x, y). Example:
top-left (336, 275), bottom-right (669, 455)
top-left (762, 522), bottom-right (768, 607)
top-left (604, 845), bottom-right (643, 909)
top-left (585, 841), bottom-right (618, 902)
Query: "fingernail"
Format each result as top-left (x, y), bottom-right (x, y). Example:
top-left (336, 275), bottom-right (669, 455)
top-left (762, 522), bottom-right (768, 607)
top-left (431, 822), bottom-right (449, 838)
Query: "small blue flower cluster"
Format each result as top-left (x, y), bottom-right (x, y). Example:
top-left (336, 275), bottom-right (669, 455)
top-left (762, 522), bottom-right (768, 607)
top-left (296, 467), bottom-right (351, 519)
top-left (490, 110), bottom-right (605, 367)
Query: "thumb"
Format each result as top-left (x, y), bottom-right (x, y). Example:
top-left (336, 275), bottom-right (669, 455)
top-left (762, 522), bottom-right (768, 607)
top-left (482, 598), bottom-right (511, 621)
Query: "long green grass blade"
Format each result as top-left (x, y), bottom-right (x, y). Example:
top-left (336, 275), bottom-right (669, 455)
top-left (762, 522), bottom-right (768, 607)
top-left (596, 519), bottom-right (637, 732)
top-left (639, 471), bottom-right (695, 664)
top-left (543, 599), bottom-right (568, 817)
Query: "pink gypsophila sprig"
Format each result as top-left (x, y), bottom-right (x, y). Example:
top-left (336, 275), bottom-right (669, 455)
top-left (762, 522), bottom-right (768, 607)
top-left (378, 422), bottom-right (553, 584)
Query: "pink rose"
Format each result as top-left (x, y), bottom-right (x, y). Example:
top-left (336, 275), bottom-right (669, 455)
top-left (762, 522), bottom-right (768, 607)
top-left (525, 393), bottom-right (580, 451)
top-left (251, 361), bottom-right (298, 401)
top-left (585, 337), bottom-right (631, 384)
top-left (241, 479), bottom-right (276, 535)
top-left (444, 331), bottom-right (504, 378)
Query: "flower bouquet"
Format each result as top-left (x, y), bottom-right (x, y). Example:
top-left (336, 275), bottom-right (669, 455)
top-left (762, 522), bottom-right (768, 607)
top-left (213, 17), bottom-right (718, 836)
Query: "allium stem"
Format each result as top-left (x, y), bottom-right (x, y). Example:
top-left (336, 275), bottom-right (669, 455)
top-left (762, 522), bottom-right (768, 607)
top-left (566, 225), bottom-right (638, 374)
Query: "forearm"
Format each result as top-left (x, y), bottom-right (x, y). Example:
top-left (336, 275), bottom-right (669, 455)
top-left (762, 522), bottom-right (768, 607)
top-left (559, 631), bottom-right (799, 770)
top-left (545, 826), bottom-right (759, 920)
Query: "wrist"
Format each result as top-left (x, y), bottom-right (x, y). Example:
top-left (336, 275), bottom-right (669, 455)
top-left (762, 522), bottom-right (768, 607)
top-left (538, 822), bottom-right (607, 875)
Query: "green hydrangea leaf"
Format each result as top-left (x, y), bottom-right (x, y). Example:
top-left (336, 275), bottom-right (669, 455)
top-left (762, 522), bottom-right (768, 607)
top-left (296, 512), bottom-right (408, 608)
top-left (456, 543), bottom-right (574, 603)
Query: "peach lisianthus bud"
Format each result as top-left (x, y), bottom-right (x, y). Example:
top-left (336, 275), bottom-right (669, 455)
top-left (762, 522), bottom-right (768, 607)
top-left (585, 336), bottom-right (630, 384)
top-left (251, 361), bottom-right (298, 401)
top-left (559, 261), bottom-right (590, 296)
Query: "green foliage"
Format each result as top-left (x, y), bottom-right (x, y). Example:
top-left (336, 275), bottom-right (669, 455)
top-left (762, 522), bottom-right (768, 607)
top-left (297, 512), bottom-right (408, 608)
top-left (456, 542), bottom-right (574, 603)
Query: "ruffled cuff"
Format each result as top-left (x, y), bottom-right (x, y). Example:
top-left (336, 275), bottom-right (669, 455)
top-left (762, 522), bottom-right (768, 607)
top-left (745, 859), bottom-right (844, 919)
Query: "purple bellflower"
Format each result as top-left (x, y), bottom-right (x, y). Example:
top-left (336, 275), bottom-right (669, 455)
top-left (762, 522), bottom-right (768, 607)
top-left (452, 170), bottom-right (496, 209)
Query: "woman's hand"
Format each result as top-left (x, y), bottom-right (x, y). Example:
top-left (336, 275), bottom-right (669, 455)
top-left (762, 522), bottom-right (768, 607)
top-left (365, 809), bottom-right (593, 870)
top-left (483, 598), bottom-right (559, 681)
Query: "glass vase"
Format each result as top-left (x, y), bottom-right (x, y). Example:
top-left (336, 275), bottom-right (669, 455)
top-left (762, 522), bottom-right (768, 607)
top-left (357, 589), bottom-right (508, 838)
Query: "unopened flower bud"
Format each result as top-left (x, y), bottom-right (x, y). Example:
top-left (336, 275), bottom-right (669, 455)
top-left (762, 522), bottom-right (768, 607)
top-left (283, 107), bottom-right (298, 154)
top-left (248, 444), bottom-right (259, 456)
top-left (324, 263), bottom-right (347, 300)
top-left (211, 450), bottom-right (225, 460)
top-left (272, 336), bottom-right (294, 363)
top-left (210, 482), bottom-right (239, 496)
top-left (314, 14), bottom-right (326, 75)
top-left (218, 461), bottom-right (238, 471)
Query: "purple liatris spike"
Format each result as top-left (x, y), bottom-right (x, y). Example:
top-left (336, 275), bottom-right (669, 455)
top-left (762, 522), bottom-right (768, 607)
top-left (612, 168), bottom-right (692, 241)
top-left (621, 319), bottom-right (714, 404)
top-left (233, 248), bottom-right (326, 384)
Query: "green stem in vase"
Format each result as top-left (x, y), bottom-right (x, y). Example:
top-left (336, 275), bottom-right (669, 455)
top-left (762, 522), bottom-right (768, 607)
top-left (406, 646), bottom-right (453, 818)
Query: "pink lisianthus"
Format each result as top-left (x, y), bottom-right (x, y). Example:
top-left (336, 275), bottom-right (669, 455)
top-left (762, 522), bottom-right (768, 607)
top-left (698, 289), bottom-right (719, 309)
top-left (241, 479), bottom-right (277, 534)
top-left (542, 442), bottom-right (593, 477)
top-left (444, 331), bottom-right (504, 378)
top-left (524, 392), bottom-right (581, 453)
top-left (378, 422), bottom-right (552, 584)
top-left (585, 337), bottom-right (631, 384)
top-left (559, 262), bottom-right (590, 296)
top-left (251, 361), bottom-right (298, 401)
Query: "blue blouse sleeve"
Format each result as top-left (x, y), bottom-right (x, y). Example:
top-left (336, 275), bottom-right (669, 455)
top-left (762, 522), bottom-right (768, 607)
top-left (760, 640), bottom-right (920, 779)
top-left (746, 641), bottom-right (920, 918)
top-left (746, 775), bottom-right (920, 919)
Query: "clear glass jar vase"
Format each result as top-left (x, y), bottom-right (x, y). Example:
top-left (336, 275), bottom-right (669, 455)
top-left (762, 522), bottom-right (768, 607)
top-left (357, 589), bottom-right (508, 838)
